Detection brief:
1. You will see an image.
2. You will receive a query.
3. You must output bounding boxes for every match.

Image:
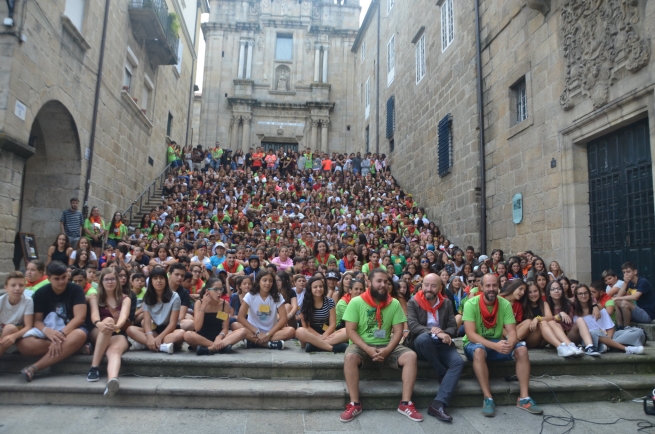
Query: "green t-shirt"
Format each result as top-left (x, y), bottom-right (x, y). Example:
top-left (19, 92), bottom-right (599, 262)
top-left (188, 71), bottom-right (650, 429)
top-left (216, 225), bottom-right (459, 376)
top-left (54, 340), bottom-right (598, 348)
top-left (361, 263), bottom-right (387, 275)
top-left (462, 295), bottom-right (515, 346)
top-left (108, 223), bottom-right (128, 240)
top-left (134, 287), bottom-right (147, 300)
top-left (342, 296), bottom-right (406, 346)
top-left (84, 218), bottom-right (106, 240)
top-left (167, 146), bottom-right (176, 163)
top-left (336, 298), bottom-right (348, 325)
top-left (391, 255), bottom-right (406, 276)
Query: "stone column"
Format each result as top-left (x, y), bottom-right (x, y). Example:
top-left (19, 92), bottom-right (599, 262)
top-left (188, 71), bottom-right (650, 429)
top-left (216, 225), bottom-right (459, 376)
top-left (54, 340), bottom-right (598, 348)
top-left (322, 46), bottom-right (329, 83)
top-left (238, 41), bottom-right (246, 79)
top-left (241, 116), bottom-right (251, 153)
top-left (231, 117), bottom-right (240, 150)
top-left (246, 41), bottom-right (254, 79)
top-left (310, 119), bottom-right (319, 149)
top-left (321, 120), bottom-right (329, 153)
top-left (314, 46), bottom-right (321, 82)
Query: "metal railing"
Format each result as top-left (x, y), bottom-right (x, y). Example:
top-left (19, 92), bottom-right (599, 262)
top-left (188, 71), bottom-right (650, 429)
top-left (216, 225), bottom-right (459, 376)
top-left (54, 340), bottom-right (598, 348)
top-left (128, 0), bottom-right (179, 61)
top-left (124, 163), bottom-right (173, 228)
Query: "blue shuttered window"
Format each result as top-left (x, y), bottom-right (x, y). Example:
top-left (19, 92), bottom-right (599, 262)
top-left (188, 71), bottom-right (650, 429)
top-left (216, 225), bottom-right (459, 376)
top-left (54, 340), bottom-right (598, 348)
top-left (438, 114), bottom-right (453, 177)
top-left (386, 96), bottom-right (395, 139)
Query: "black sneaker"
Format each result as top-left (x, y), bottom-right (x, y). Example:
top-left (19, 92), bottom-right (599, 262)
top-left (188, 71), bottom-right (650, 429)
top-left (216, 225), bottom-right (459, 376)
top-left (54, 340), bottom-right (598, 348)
top-left (305, 343), bottom-right (319, 353)
top-left (246, 340), bottom-right (257, 349)
top-left (268, 340), bottom-right (285, 350)
top-left (196, 345), bottom-right (212, 356)
top-left (332, 343), bottom-right (349, 353)
top-left (585, 346), bottom-right (601, 357)
top-left (218, 344), bottom-right (232, 354)
top-left (87, 366), bottom-right (100, 382)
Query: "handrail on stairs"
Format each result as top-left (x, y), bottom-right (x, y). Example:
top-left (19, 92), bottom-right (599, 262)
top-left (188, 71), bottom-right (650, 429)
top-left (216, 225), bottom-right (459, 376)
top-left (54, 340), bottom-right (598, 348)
top-left (124, 163), bottom-right (173, 228)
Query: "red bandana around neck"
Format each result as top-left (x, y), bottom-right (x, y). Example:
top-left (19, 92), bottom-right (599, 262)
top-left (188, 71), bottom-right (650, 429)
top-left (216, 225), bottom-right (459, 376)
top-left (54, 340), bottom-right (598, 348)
top-left (341, 293), bottom-right (352, 304)
top-left (27, 275), bottom-right (48, 288)
top-left (316, 253), bottom-right (330, 265)
top-left (360, 289), bottom-right (393, 329)
top-left (414, 290), bottom-right (444, 322)
top-left (480, 296), bottom-right (499, 329)
top-left (343, 257), bottom-right (355, 270)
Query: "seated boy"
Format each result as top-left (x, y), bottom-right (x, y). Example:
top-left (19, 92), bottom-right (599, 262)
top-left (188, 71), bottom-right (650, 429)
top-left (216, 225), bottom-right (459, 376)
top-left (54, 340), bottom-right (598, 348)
top-left (0, 272), bottom-right (34, 357)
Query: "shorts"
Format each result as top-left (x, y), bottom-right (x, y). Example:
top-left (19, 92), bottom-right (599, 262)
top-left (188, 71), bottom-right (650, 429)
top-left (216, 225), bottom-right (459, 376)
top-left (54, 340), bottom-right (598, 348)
top-left (344, 343), bottom-right (413, 370)
top-left (631, 306), bottom-right (654, 323)
top-left (22, 326), bottom-right (89, 339)
top-left (88, 237), bottom-right (103, 248)
top-left (0, 325), bottom-right (18, 353)
top-left (464, 339), bottom-right (526, 362)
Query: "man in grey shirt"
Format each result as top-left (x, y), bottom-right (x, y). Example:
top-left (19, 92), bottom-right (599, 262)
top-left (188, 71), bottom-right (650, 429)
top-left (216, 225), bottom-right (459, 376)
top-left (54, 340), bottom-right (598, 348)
top-left (60, 198), bottom-right (84, 248)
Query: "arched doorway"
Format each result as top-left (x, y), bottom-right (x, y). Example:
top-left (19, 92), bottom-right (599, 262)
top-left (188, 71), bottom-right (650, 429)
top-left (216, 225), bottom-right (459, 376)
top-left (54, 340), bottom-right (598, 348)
top-left (20, 101), bottom-right (83, 256)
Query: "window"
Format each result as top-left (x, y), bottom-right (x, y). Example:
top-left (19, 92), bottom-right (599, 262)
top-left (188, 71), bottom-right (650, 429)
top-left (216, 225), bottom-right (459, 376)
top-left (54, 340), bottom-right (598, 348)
top-left (438, 114), bottom-right (453, 177)
top-left (387, 35), bottom-right (395, 86)
top-left (386, 96), bottom-right (395, 139)
top-left (141, 74), bottom-right (154, 114)
top-left (441, 0), bottom-right (454, 51)
top-left (276, 34), bottom-right (293, 61)
top-left (123, 66), bottom-right (132, 93)
top-left (365, 126), bottom-right (370, 153)
top-left (361, 40), bottom-right (366, 63)
top-left (387, 0), bottom-right (394, 15)
top-left (64, 0), bottom-right (85, 31)
top-left (167, 112), bottom-right (173, 137)
top-left (415, 34), bottom-right (426, 84)
top-left (365, 78), bottom-right (370, 119)
top-left (176, 40), bottom-right (184, 74)
top-left (512, 78), bottom-right (528, 124)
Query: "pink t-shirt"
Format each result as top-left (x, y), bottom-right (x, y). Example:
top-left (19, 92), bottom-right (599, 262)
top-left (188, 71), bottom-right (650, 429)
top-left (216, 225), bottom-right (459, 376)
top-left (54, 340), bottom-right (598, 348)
top-left (271, 256), bottom-right (293, 271)
top-left (265, 155), bottom-right (277, 168)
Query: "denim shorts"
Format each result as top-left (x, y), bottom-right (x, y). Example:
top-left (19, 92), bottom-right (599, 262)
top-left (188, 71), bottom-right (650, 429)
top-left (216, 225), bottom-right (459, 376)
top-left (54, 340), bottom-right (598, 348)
top-left (464, 339), bottom-right (526, 362)
top-left (631, 306), bottom-right (654, 323)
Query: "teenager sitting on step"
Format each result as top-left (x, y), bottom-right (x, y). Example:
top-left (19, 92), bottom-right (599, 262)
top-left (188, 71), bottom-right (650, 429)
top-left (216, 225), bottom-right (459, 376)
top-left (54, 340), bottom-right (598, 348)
top-left (0, 272), bottom-right (34, 358)
top-left (126, 266), bottom-right (185, 354)
top-left (296, 276), bottom-right (347, 353)
top-left (238, 270), bottom-right (295, 349)
top-left (184, 277), bottom-right (247, 355)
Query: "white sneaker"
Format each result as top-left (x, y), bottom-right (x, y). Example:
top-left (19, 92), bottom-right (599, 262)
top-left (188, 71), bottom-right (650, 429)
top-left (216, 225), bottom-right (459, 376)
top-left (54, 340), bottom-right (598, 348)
top-left (131, 339), bottom-right (147, 350)
top-left (557, 343), bottom-right (575, 358)
top-left (625, 346), bottom-right (644, 355)
top-left (160, 343), bottom-right (174, 354)
top-left (598, 343), bottom-right (608, 353)
top-left (104, 378), bottom-right (120, 398)
top-left (568, 342), bottom-right (584, 357)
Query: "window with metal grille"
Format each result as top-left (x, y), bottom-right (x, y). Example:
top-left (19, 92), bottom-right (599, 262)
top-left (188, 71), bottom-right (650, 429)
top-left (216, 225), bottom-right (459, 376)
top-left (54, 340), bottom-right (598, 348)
top-left (167, 112), bottom-right (173, 137)
top-left (386, 96), bottom-right (395, 139)
top-left (365, 78), bottom-right (370, 119)
top-left (365, 126), bottom-right (370, 153)
top-left (438, 114), bottom-right (453, 177)
top-left (441, 0), bottom-right (454, 51)
top-left (415, 34), bottom-right (426, 84)
top-left (513, 78), bottom-right (528, 124)
top-left (387, 35), bottom-right (395, 86)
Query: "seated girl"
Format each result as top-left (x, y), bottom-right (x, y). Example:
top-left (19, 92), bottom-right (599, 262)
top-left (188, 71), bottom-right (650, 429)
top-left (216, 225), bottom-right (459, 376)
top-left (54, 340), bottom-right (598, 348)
top-left (183, 277), bottom-right (247, 355)
top-left (126, 267), bottom-right (185, 354)
top-left (87, 268), bottom-right (132, 397)
top-left (296, 276), bottom-right (348, 353)
top-left (237, 270), bottom-right (295, 349)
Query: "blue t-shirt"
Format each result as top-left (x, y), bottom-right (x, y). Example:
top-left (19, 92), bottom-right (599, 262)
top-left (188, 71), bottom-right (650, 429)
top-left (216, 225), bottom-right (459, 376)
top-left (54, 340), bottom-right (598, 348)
top-left (628, 277), bottom-right (655, 319)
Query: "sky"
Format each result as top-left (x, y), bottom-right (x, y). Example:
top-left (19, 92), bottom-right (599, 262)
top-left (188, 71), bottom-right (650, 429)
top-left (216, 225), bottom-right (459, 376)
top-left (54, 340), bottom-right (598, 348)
top-left (195, 1), bottom-right (372, 92)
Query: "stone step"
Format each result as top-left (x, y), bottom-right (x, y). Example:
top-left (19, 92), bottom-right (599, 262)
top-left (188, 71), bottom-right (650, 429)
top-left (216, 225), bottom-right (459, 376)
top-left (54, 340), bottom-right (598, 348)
top-left (0, 372), bottom-right (650, 410)
top-left (631, 321), bottom-right (655, 341)
top-left (1, 340), bottom-right (653, 382)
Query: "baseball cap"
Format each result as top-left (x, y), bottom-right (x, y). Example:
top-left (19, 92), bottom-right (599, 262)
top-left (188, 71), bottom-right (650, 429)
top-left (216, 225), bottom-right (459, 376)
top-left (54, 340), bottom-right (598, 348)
top-left (478, 255), bottom-right (489, 262)
top-left (326, 271), bottom-right (340, 280)
top-left (215, 242), bottom-right (226, 249)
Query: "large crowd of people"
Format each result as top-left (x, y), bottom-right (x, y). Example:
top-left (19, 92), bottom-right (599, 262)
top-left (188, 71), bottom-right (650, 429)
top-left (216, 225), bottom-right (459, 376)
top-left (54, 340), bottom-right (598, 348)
top-left (2, 143), bottom-right (654, 424)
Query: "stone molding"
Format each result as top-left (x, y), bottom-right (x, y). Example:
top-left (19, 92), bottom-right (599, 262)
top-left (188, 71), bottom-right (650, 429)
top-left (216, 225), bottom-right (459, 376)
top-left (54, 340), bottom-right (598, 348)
top-left (61, 14), bottom-right (91, 51)
top-left (559, 0), bottom-right (650, 111)
top-left (526, 0), bottom-right (550, 15)
top-left (121, 90), bottom-right (153, 133)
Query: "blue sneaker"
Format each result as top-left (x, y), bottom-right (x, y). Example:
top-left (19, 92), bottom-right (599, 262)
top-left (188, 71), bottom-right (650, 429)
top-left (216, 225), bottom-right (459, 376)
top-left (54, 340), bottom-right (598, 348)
top-left (517, 397), bottom-right (543, 414)
top-left (482, 397), bottom-right (495, 417)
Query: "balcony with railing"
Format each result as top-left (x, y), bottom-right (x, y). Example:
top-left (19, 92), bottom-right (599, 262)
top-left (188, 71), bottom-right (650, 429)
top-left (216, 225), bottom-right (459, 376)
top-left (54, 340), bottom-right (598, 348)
top-left (128, 0), bottom-right (179, 66)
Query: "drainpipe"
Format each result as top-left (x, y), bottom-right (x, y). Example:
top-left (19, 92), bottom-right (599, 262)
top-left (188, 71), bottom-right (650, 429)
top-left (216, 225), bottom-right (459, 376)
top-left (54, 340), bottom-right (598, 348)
top-left (474, 0), bottom-right (487, 254)
top-left (82, 0), bottom-right (110, 217)
top-left (375, 0), bottom-right (380, 154)
top-left (184, 9), bottom-right (199, 149)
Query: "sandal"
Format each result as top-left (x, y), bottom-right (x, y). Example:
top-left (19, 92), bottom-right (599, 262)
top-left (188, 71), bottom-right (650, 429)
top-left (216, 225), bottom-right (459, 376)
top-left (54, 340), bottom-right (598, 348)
top-left (80, 342), bottom-right (93, 355)
top-left (21, 365), bottom-right (38, 382)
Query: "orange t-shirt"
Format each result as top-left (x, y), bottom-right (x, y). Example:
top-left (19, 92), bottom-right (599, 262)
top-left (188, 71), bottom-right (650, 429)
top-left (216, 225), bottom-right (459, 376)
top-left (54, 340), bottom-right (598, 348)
top-left (322, 159), bottom-right (332, 170)
top-left (252, 153), bottom-right (264, 167)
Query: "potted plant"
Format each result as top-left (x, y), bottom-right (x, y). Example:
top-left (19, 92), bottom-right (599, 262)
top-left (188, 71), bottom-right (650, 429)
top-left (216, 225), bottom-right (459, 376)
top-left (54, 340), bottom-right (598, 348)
top-left (169, 13), bottom-right (180, 36)
top-left (122, 86), bottom-right (129, 91)
top-left (132, 97), bottom-right (138, 103)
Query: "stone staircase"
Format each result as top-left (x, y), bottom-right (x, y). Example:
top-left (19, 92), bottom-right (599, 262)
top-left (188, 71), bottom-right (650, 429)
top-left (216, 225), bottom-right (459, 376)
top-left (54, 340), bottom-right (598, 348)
top-left (0, 339), bottom-right (653, 410)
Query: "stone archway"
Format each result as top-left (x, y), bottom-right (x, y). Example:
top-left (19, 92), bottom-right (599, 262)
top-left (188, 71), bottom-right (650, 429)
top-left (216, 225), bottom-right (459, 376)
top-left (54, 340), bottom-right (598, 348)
top-left (20, 101), bottom-right (83, 254)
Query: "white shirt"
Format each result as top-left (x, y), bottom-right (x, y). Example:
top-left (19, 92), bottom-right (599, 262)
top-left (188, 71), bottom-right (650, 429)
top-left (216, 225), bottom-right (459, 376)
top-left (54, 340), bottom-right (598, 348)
top-left (606, 279), bottom-right (624, 293)
top-left (191, 256), bottom-right (211, 268)
top-left (0, 294), bottom-right (34, 327)
top-left (243, 292), bottom-right (285, 333)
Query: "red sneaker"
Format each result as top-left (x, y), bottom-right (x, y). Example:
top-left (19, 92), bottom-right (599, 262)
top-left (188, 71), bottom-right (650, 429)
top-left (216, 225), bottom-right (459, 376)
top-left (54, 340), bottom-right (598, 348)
top-left (398, 401), bottom-right (424, 422)
top-left (340, 402), bottom-right (363, 422)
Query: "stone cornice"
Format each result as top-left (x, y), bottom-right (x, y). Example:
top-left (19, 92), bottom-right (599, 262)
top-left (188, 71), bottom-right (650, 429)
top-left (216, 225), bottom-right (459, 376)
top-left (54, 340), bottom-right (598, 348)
top-left (227, 97), bottom-right (335, 111)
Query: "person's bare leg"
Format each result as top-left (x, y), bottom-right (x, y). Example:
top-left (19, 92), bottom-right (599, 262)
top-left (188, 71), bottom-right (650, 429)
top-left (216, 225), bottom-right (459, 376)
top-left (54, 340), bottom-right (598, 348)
top-left (221, 328), bottom-right (247, 345)
top-left (524, 329), bottom-right (543, 348)
top-left (272, 326), bottom-right (296, 341)
top-left (105, 336), bottom-right (129, 379)
top-left (91, 328), bottom-right (113, 368)
top-left (397, 351), bottom-right (417, 402)
top-left (344, 353), bottom-right (362, 402)
top-left (514, 345), bottom-right (531, 398)
top-left (472, 348), bottom-right (492, 398)
top-left (325, 329), bottom-right (348, 345)
top-left (0, 324), bottom-right (18, 358)
top-left (28, 330), bottom-right (87, 371)
top-left (16, 337), bottom-right (51, 356)
top-left (573, 318), bottom-right (594, 346)
top-left (537, 322), bottom-right (562, 347)
top-left (183, 331), bottom-right (214, 348)
top-left (619, 301), bottom-right (635, 326)
top-left (548, 321), bottom-right (573, 344)
top-left (296, 328), bottom-right (333, 351)
top-left (163, 329), bottom-right (185, 344)
top-left (179, 319), bottom-right (195, 331)
top-left (516, 320), bottom-right (533, 341)
top-left (126, 326), bottom-right (148, 345)
top-left (614, 301), bottom-right (626, 326)
top-left (598, 336), bottom-right (625, 351)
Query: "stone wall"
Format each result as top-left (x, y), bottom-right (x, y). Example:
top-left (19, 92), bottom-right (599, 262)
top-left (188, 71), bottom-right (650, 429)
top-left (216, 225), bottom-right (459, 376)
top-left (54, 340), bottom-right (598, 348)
top-left (352, 0), bottom-right (482, 249)
top-left (0, 0), bottom-right (201, 277)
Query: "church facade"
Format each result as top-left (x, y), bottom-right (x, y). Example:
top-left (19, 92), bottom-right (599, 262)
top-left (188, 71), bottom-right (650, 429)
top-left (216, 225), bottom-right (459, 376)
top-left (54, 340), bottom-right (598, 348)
top-left (199, 0), bottom-right (361, 154)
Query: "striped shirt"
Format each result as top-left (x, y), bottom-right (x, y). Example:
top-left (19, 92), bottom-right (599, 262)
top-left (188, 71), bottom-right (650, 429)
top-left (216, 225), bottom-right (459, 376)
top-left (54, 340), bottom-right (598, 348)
top-left (60, 209), bottom-right (84, 237)
top-left (306, 297), bottom-right (335, 332)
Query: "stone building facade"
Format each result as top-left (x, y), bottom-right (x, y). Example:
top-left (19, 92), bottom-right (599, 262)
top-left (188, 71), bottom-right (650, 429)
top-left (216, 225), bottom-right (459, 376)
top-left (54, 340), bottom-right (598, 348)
top-left (349, 0), bottom-right (655, 282)
top-left (198, 0), bottom-right (360, 154)
top-left (0, 0), bottom-right (207, 276)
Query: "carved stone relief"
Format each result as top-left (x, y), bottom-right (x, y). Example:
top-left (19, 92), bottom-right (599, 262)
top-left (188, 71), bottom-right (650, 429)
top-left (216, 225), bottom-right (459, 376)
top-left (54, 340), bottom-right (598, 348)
top-left (275, 65), bottom-right (291, 91)
top-left (559, 0), bottom-right (650, 110)
top-left (304, 39), bottom-right (312, 53)
top-left (249, 1), bottom-right (260, 15)
top-left (257, 36), bottom-right (263, 52)
top-left (302, 1), bottom-right (310, 11)
top-left (281, 4), bottom-right (289, 15)
top-left (312, 6), bottom-right (320, 18)
top-left (262, 0), bottom-right (270, 9)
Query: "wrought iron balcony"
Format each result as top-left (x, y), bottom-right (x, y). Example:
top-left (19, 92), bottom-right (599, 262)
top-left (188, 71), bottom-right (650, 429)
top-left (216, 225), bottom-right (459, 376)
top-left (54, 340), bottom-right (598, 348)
top-left (128, 0), bottom-right (179, 66)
